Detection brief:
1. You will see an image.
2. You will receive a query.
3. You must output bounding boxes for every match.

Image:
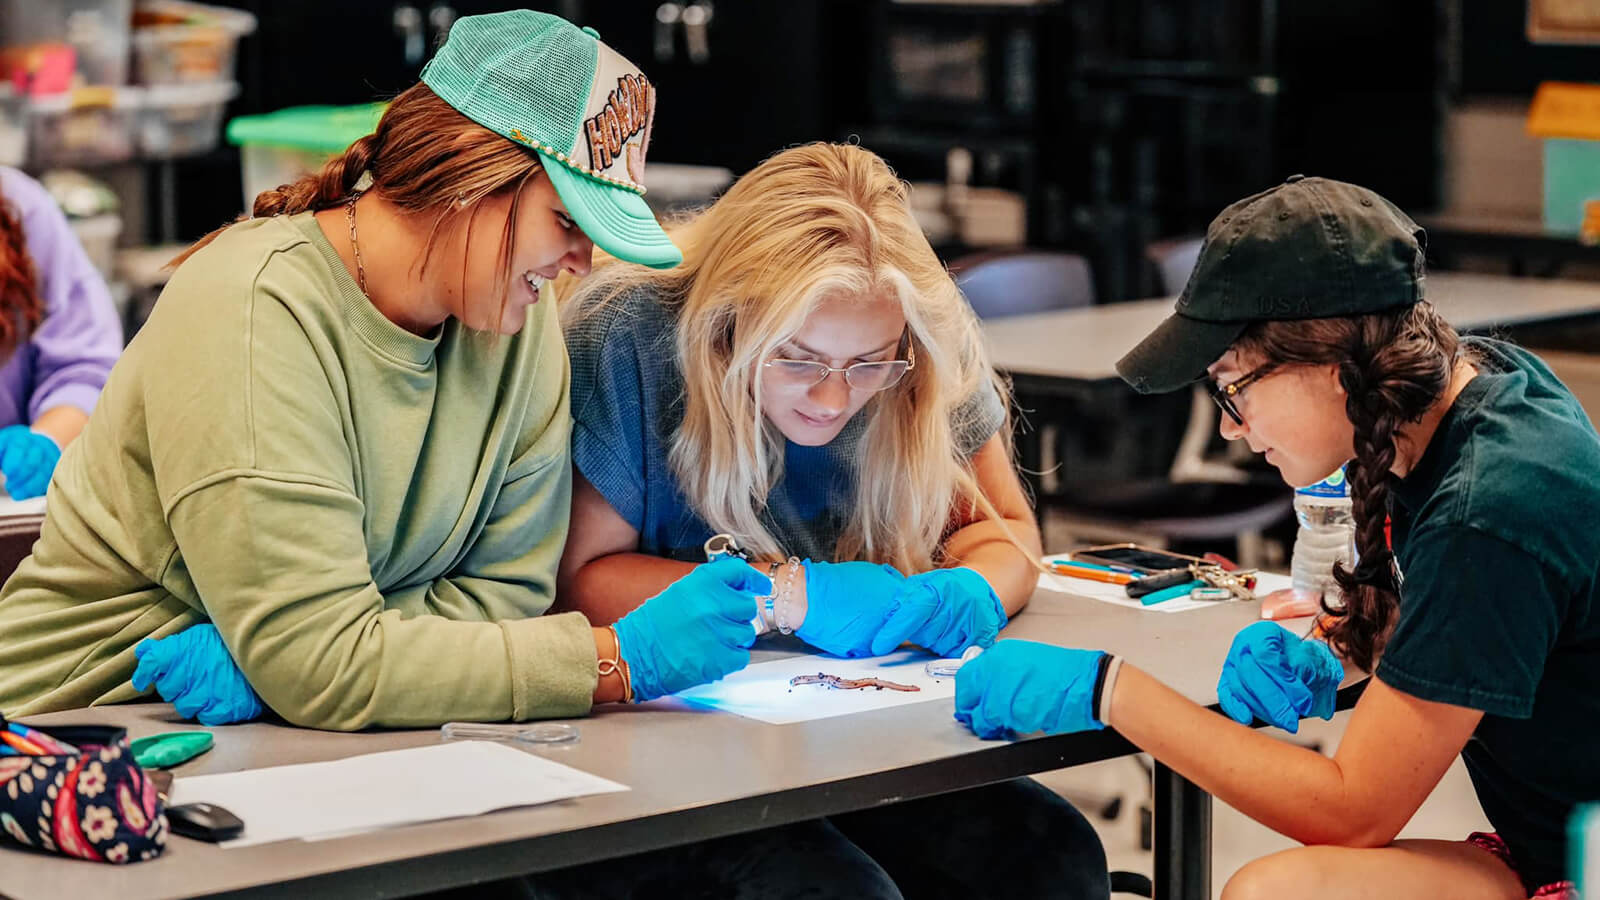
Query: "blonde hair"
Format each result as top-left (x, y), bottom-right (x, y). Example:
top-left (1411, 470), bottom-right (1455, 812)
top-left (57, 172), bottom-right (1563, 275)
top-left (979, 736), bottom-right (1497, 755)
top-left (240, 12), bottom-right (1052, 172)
top-left (563, 142), bottom-right (1020, 573)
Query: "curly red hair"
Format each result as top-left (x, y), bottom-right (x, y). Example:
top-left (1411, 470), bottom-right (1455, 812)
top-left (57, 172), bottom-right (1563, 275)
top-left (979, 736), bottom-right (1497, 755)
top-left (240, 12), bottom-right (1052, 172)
top-left (0, 189), bottom-right (43, 353)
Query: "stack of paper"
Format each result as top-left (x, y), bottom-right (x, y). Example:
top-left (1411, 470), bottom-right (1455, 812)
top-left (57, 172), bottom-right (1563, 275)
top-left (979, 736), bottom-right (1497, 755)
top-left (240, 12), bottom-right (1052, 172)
top-left (169, 740), bottom-right (628, 848)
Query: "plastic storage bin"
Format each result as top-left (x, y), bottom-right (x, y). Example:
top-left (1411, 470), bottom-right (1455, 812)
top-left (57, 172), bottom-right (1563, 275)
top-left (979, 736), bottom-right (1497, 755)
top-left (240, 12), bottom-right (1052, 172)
top-left (136, 79), bottom-right (234, 157)
top-left (0, 0), bottom-right (134, 86)
top-left (27, 86), bottom-right (140, 168)
top-left (1527, 82), bottom-right (1600, 235)
top-left (226, 104), bottom-right (385, 210)
top-left (1543, 139), bottom-right (1600, 236)
top-left (131, 1), bottom-right (256, 85)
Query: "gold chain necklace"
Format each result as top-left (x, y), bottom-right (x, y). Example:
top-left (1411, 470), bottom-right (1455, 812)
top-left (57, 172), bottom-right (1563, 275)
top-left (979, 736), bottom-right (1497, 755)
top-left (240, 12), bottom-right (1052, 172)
top-left (345, 192), bottom-right (367, 295)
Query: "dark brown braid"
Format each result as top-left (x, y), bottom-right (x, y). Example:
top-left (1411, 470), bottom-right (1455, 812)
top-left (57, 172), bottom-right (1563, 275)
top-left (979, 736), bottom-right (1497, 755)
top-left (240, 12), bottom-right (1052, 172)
top-left (246, 133), bottom-right (377, 219)
top-left (0, 189), bottom-right (43, 356)
top-left (1234, 302), bottom-right (1460, 671)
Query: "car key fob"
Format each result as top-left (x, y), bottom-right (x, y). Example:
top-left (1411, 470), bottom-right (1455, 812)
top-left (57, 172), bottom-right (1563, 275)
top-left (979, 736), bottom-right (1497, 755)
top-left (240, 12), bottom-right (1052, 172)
top-left (166, 802), bottom-right (244, 842)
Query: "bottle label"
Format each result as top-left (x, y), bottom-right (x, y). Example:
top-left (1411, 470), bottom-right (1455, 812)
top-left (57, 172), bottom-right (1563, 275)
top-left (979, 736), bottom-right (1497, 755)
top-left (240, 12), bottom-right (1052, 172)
top-left (1296, 464), bottom-right (1349, 499)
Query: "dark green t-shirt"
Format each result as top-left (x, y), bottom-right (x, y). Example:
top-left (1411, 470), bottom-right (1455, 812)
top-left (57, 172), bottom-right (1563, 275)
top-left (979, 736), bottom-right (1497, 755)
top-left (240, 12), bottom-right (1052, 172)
top-left (1380, 338), bottom-right (1600, 890)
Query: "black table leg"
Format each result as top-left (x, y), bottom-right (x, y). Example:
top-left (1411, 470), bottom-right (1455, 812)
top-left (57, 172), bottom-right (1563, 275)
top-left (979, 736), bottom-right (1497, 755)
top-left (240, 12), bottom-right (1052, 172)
top-left (1153, 760), bottom-right (1211, 900)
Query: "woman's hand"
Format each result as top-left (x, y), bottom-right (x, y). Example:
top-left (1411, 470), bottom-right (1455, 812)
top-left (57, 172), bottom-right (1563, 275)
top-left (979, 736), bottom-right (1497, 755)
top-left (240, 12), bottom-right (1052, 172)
top-left (613, 557), bottom-right (770, 701)
top-left (870, 567), bottom-right (1007, 657)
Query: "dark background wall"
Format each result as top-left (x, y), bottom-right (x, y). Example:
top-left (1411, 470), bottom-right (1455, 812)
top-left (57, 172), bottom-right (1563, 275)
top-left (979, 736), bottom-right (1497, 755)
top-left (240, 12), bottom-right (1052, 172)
top-left (163, 0), bottom-right (1597, 299)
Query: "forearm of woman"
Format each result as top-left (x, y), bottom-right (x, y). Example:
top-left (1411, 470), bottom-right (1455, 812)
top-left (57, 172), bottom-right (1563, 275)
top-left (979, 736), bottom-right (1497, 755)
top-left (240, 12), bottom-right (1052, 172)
top-left (31, 404), bottom-right (89, 448)
top-left (1105, 664), bottom-right (1479, 847)
top-left (1106, 663), bottom-right (1365, 844)
top-left (564, 552), bottom-right (696, 624)
top-left (940, 520), bottom-right (1040, 616)
top-left (940, 434), bottom-right (1043, 615)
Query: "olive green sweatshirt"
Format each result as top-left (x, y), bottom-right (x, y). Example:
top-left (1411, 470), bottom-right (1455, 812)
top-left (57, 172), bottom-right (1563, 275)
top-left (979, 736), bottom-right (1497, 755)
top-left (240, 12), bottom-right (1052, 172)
top-left (0, 212), bottom-right (595, 730)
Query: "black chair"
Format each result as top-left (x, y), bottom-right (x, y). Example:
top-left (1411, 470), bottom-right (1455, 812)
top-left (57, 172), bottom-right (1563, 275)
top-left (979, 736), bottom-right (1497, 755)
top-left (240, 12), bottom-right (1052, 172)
top-left (954, 248), bottom-right (1292, 565)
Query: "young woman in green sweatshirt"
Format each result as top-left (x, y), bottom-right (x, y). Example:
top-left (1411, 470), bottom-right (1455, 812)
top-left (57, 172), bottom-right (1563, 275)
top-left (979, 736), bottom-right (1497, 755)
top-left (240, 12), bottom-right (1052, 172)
top-left (0, 10), bottom-right (763, 733)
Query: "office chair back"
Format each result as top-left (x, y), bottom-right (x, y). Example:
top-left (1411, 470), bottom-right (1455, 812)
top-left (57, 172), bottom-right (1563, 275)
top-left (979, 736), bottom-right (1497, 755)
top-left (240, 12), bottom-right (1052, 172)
top-left (953, 250), bottom-right (1096, 318)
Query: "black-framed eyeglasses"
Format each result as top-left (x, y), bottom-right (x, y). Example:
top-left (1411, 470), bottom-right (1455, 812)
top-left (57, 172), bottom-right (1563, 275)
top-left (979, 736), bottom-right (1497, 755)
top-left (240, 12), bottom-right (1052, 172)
top-left (763, 341), bottom-right (916, 392)
top-left (1205, 364), bottom-right (1275, 427)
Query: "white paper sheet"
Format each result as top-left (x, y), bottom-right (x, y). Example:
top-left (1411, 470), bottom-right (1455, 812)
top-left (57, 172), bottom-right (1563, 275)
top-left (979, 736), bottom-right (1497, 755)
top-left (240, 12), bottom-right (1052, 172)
top-left (0, 494), bottom-right (45, 517)
top-left (674, 649), bottom-right (955, 725)
top-left (169, 740), bottom-right (628, 848)
top-left (1037, 558), bottom-right (1293, 613)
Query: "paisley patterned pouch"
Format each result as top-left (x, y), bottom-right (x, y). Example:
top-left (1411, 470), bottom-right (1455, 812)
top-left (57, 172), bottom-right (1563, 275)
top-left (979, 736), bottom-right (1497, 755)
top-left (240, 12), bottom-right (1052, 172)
top-left (0, 721), bottom-right (168, 864)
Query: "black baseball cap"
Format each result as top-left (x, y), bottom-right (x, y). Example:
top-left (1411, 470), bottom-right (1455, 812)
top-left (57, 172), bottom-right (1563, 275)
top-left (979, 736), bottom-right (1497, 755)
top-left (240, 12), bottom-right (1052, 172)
top-left (1116, 175), bottom-right (1427, 394)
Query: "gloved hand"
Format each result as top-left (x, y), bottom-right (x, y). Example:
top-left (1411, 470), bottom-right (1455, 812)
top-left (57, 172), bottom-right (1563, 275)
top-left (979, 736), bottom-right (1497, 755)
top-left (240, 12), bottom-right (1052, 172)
top-left (795, 560), bottom-right (906, 657)
top-left (615, 556), bottom-right (769, 702)
top-left (0, 425), bottom-right (60, 500)
top-left (954, 640), bottom-right (1107, 740)
top-left (869, 567), bottom-right (1008, 657)
top-left (132, 624), bottom-right (265, 725)
top-left (1216, 621), bottom-right (1343, 733)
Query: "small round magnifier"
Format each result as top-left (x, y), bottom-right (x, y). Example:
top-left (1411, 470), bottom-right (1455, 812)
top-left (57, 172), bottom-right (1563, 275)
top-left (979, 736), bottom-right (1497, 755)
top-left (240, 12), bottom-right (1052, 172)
top-left (924, 645), bottom-right (985, 678)
top-left (440, 722), bottom-right (580, 745)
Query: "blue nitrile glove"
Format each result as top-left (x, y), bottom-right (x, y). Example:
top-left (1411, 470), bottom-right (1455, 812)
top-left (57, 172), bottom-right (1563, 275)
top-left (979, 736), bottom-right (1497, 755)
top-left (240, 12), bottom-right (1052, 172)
top-left (869, 567), bottom-right (1008, 657)
top-left (614, 556), bottom-right (769, 702)
top-left (0, 425), bottom-right (60, 500)
top-left (795, 560), bottom-right (907, 657)
top-left (132, 624), bottom-right (265, 725)
top-left (954, 640), bottom-right (1107, 740)
top-left (1216, 621), bottom-right (1343, 733)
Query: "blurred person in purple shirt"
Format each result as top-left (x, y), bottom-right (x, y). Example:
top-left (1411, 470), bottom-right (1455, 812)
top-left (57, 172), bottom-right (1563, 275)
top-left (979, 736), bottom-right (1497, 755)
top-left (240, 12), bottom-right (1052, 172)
top-left (0, 168), bottom-right (122, 499)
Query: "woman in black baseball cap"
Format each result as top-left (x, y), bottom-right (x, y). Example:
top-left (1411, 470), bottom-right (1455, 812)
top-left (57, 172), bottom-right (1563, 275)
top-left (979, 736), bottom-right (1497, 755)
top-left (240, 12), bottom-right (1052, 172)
top-left (955, 176), bottom-right (1597, 898)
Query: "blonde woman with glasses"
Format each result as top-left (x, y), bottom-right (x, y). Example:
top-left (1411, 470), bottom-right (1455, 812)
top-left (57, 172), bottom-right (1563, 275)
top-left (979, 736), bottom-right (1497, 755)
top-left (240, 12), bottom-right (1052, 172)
top-left (554, 142), bottom-right (1110, 899)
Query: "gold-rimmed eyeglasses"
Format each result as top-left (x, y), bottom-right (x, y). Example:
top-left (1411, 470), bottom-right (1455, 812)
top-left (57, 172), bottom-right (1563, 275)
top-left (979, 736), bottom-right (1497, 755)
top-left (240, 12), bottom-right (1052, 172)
top-left (763, 341), bottom-right (916, 392)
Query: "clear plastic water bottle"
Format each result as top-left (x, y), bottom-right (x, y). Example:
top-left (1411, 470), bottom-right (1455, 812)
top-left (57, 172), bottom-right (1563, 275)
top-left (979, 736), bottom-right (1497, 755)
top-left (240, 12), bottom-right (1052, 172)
top-left (1289, 465), bottom-right (1356, 599)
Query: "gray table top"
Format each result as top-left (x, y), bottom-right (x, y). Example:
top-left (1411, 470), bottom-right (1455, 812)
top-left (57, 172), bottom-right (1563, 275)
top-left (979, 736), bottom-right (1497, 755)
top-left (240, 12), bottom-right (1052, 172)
top-left (1, 585), bottom-right (1345, 900)
top-left (983, 270), bottom-right (1600, 383)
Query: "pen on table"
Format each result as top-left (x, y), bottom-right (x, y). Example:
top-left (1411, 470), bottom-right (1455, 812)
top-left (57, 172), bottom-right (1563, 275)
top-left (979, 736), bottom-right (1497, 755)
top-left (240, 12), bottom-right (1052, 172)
top-left (1048, 560), bottom-right (1137, 585)
top-left (1050, 558), bottom-right (1143, 575)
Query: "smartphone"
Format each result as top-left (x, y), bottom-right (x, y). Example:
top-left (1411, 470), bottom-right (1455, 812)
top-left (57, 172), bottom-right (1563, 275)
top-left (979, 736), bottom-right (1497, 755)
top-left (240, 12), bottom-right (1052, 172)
top-left (1068, 543), bottom-right (1201, 574)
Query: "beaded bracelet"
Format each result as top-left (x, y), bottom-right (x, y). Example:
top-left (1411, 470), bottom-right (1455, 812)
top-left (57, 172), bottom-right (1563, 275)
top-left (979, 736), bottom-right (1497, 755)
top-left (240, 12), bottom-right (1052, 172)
top-left (774, 557), bottom-right (802, 634)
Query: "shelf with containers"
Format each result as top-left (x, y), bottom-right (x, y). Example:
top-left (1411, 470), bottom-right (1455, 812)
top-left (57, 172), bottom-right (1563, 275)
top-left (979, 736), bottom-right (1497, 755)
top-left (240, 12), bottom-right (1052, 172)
top-left (0, 0), bottom-right (255, 333)
top-left (0, 0), bottom-right (253, 168)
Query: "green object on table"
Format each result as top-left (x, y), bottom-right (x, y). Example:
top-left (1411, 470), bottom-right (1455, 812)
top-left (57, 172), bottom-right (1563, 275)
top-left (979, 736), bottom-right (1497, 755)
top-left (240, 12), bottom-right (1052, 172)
top-left (130, 731), bottom-right (214, 769)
